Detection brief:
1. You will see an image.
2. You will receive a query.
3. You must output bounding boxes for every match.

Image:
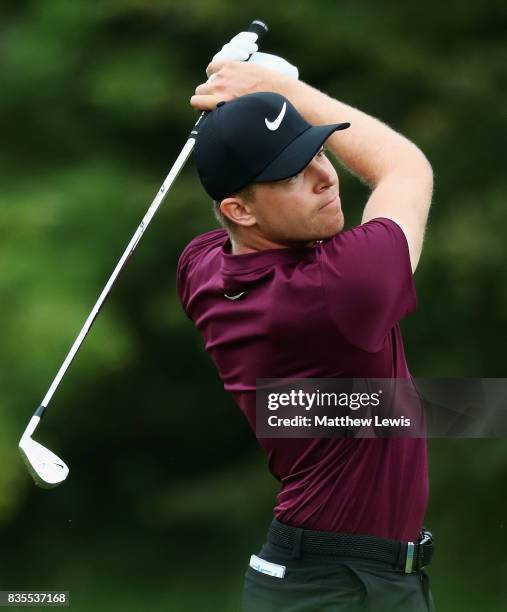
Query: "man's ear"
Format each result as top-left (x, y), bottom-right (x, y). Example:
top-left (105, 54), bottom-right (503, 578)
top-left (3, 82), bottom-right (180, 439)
top-left (220, 197), bottom-right (256, 227)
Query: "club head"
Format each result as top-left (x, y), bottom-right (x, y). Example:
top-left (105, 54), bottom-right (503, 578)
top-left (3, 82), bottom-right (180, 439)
top-left (18, 436), bottom-right (69, 489)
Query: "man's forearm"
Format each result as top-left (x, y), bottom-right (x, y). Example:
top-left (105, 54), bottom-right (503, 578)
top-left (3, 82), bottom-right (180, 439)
top-left (276, 76), bottom-right (429, 187)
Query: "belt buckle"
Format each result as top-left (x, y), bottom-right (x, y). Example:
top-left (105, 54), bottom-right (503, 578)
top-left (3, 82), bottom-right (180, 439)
top-left (418, 529), bottom-right (433, 570)
top-left (419, 529), bottom-right (433, 547)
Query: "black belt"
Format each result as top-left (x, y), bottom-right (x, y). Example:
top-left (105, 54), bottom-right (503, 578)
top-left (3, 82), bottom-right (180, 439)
top-left (268, 518), bottom-right (434, 574)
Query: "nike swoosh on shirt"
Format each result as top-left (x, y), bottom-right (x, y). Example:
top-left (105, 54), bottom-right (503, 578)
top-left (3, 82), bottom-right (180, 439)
top-left (265, 102), bottom-right (287, 131)
top-left (224, 291), bottom-right (245, 300)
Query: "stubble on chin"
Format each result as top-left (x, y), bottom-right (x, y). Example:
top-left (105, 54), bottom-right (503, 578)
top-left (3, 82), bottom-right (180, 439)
top-left (316, 212), bottom-right (345, 241)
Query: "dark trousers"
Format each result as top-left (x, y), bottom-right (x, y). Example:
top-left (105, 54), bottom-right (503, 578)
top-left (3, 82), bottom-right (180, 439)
top-left (242, 530), bottom-right (435, 611)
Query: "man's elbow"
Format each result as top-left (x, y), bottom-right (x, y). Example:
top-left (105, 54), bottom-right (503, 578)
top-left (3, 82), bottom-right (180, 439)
top-left (400, 149), bottom-right (434, 202)
top-left (417, 153), bottom-right (434, 205)
top-left (417, 152), bottom-right (433, 188)
top-left (373, 143), bottom-right (434, 192)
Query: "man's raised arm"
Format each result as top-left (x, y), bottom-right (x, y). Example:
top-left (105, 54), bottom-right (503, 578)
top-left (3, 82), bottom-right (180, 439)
top-left (192, 60), bottom-right (433, 273)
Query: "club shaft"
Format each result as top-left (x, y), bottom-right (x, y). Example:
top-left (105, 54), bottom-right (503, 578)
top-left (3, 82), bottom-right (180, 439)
top-left (35, 18), bottom-right (268, 418)
top-left (40, 137), bottom-right (196, 410)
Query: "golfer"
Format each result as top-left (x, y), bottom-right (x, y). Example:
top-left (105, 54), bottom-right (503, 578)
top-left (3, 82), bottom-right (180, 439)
top-left (178, 33), bottom-right (435, 611)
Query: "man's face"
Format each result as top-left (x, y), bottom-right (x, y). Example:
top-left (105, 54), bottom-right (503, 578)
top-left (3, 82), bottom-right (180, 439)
top-left (244, 146), bottom-right (344, 246)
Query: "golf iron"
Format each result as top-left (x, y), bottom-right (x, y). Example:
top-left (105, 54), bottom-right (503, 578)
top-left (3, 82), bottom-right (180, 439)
top-left (18, 19), bottom-right (268, 488)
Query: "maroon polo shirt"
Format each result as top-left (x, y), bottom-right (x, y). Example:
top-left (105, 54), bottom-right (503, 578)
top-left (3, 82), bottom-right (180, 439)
top-left (177, 218), bottom-right (428, 541)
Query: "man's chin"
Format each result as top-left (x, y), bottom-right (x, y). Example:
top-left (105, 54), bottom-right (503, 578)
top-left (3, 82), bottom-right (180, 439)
top-left (316, 216), bottom-right (345, 241)
top-left (285, 216), bottom-right (346, 247)
top-left (304, 227), bottom-right (345, 247)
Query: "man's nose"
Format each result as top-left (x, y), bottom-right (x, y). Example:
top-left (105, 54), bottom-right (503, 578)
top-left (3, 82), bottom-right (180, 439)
top-left (310, 158), bottom-right (337, 190)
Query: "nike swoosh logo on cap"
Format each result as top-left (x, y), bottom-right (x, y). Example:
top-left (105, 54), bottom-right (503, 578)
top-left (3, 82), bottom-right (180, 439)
top-left (265, 102), bottom-right (287, 131)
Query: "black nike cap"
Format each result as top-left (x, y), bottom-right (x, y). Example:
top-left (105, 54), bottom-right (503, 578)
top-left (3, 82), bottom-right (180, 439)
top-left (193, 92), bottom-right (350, 201)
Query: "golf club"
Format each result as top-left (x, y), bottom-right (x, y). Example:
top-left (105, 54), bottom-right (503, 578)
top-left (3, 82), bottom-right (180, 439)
top-left (19, 19), bottom-right (269, 488)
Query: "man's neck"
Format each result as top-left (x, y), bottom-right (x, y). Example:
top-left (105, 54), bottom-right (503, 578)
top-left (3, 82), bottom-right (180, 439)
top-left (230, 234), bottom-right (285, 254)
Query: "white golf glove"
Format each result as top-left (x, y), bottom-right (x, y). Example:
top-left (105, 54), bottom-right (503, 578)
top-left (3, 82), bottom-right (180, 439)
top-left (208, 31), bottom-right (299, 81)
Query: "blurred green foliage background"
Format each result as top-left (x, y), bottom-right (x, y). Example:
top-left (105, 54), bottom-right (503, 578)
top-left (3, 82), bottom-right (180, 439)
top-left (1, 1), bottom-right (506, 610)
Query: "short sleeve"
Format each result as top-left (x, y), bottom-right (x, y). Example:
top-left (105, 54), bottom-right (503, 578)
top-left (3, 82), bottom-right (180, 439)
top-left (318, 217), bottom-right (417, 352)
top-left (176, 228), bottom-right (227, 315)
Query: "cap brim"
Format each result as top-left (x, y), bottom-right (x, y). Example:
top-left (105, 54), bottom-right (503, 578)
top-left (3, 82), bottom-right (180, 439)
top-left (253, 122), bottom-right (350, 183)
